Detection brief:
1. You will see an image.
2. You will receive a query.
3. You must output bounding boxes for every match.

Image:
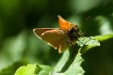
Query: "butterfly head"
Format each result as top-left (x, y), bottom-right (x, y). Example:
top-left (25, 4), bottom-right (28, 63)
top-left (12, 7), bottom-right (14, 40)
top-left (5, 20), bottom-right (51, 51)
top-left (66, 25), bottom-right (82, 41)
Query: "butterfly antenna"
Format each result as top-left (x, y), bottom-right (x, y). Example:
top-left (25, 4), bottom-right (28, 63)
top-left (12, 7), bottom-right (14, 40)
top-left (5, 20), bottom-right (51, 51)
top-left (81, 32), bottom-right (95, 40)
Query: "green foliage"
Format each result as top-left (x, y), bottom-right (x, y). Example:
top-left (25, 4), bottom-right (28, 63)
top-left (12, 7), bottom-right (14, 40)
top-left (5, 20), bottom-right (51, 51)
top-left (15, 64), bottom-right (36, 75)
top-left (0, 0), bottom-right (113, 75)
top-left (64, 53), bottom-right (84, 75)
top-left (15, 64), bottom-right (51, 75)
top-left (14, 36), bottom-right (100, 75)
top-left (14, 52), bottom-right (84, 75)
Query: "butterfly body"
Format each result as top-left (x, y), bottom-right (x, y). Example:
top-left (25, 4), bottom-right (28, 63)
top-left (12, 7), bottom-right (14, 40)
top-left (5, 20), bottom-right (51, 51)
top-left (33, 16), bottom-right (81, 53)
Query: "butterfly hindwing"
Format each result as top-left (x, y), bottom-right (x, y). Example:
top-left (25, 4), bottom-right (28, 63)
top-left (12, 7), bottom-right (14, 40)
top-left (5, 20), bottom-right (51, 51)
top-left (33, 28), bottom-right (59, 38)
top-left (41, 29), bottom-right (68, 53)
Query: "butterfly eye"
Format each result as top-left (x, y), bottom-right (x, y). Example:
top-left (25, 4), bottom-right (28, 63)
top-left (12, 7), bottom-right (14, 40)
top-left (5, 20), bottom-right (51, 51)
top-left (70, 27), bottom-right (77, 33)
top-left (70, 28), bottom-right (75, 34)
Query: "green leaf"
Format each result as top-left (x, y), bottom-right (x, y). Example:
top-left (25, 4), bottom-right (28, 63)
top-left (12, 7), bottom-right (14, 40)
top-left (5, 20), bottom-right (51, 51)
top-left (78, 34), bottom-right (113, 54)
top-left (14, 34), bottom-right (113, 75)
top-left (14, 64), bottom-right (51, 75)
top-left (37, 65), bottom-right (51, 75)
top-left (65, 53), bottom-right (85, 75)
top-left (50, 73), bottom-right (65, 75)
top-left (15, 64), bottom-right (36, 75)
top-left (50, 52), bottom-right (84, 75)
top-left (94, 34), bottom-right (113, 42)
top-left (77, 37), bottom-right (100, 47)
top-left (53, 49), bottom-right (70, 72)
top-left (77, 37), bottom-right (100, 54)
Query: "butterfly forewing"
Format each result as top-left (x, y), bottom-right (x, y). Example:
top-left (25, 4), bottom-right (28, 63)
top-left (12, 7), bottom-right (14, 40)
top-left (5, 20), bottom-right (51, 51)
top-left (58, 16), bottom-right (75, 31)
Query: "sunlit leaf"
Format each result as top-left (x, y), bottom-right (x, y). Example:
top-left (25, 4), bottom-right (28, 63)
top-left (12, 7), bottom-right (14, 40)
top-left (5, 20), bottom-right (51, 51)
top-left (53, 50), bottom-right (69, 72)
top-left (65, 53), bottom-right (84, 75)
top-left (94, 34), bottom-right (113, 42)
top-left (14, 64), bottom-right (51, 75)
top-left (15, 64), bottom-right (36, 75)
top-left (77, 37), bottom-right (100, 54)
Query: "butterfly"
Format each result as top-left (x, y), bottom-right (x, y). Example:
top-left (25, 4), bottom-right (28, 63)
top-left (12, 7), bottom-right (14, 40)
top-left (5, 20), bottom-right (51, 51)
top-left (33, 16), bottom-right (82, 53)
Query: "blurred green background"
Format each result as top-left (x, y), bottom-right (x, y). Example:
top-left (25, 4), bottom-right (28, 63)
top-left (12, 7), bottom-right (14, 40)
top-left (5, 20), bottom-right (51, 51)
top-left (0, 0), bottom-right (113, 75)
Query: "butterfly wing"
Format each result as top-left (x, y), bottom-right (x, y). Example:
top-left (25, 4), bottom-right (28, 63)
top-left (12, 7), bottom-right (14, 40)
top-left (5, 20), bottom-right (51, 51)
top-left (34, 29), bottom-right (68, 53)
top-left (33, 28), bottom-right (59, 39)
top-left (58, 15), bottom-right (75, 31)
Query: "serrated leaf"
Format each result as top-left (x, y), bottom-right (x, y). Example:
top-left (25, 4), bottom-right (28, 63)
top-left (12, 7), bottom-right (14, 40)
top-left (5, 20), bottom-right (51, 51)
top-left (77, 37), bottom-right (100, 47)
top-left (14, 64), bottom-right (51, 75)
top-left (77, 37), bottom-right (100, 54)
top-left (78, 34), bottom-right (113, 54)
top-left (65, 53), bottom-right (84, 75)
top-left (15, 64), bottom-right (36, 75)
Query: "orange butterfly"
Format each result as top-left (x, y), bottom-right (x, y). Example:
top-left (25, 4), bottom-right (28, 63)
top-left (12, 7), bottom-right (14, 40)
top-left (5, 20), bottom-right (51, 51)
top-left (33, 16), bottom-right (82, 53)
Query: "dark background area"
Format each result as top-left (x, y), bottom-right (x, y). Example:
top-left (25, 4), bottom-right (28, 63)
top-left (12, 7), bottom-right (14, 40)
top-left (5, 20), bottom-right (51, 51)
top-left (0, 0), bottom-right (113, 75)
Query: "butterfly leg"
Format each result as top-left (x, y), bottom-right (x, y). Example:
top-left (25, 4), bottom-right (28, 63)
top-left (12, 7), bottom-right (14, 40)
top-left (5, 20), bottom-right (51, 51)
top-left (66, 39), bottom-right (78, 59)
top-left (77, 38), bottom-right (86, 47)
